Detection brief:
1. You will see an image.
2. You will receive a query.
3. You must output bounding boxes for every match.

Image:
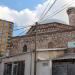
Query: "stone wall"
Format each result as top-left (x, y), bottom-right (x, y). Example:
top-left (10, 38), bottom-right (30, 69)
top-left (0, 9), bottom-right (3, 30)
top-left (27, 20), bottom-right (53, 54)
top-left (10, 29), bottom-right (75, 56)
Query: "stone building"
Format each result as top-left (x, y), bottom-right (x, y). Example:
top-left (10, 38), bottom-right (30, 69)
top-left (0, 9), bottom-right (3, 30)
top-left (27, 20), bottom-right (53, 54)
top-left (0, 7), bottom-right (75, 75)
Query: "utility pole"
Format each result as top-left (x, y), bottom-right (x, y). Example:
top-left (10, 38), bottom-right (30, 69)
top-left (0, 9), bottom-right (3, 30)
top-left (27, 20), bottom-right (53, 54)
top-left (34, 22), bottom-right (38, 75)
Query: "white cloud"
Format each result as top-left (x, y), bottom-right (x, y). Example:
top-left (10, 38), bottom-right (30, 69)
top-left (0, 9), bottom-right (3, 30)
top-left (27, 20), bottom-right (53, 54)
top-left (0, 0), bottom-right (75, 27)
top-left (0, 6), bottom-right (37, 27)
top-left (38, 0), bottom-right (75, 24)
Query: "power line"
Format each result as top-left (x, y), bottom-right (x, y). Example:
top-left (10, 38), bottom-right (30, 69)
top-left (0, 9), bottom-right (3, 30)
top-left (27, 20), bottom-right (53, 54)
top-left (13, 0), bottom-right (74, 35)
top-left (13, 24), bottom-right (35, 31)
top-left (38, 0), bottom-right (58, 22)
top-left (38, 0), bottom-right (51, 21)
top-left (39, 0), bottom-right (75, 23)
top-left (16, 25), bottom-right (31, 36)
top-left (13, 26), bottom-right (31, 31)
top-left (40, 0), bottom-right (75, 23)
top-left (15, 29), bottom-right (27, 36)
top-left (13, 24), bottom-right (35, 36)
top-left (12, 0), bottom-right (74, 32)
top-left (13, 0), bottom-right (57, 32)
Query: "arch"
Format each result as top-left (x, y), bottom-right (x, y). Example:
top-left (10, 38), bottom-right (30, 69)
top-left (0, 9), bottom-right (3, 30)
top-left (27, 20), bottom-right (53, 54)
top-left (23, 45), bottom-right (27, 52)
top-left (48, 42), bottom-right (54, 48)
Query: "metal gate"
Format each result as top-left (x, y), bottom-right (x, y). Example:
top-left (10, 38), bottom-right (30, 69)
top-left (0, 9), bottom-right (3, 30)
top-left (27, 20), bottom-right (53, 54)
top-left (52, 61), bottom-right (75, 75)
top-left (67, 63), bottom-right (75, 75)
top-left (52, 63), bottom-right (67, 75)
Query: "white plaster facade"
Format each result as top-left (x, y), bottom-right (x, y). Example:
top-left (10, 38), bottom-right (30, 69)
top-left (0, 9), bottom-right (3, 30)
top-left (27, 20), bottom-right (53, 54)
top-left (0, 51), bottom-right (54, 75)
top-left (0, 53), bottom-right (33, 75)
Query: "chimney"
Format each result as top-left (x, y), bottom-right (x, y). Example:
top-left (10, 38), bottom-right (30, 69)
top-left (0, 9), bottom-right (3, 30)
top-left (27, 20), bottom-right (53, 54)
top-left (67, 7), bottom-right (75, 26)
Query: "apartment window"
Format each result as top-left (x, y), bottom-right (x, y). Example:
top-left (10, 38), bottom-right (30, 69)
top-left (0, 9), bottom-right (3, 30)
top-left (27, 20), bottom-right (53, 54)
top-left (23, 45), bottom-right (27, 52)
top-left (4, 61), bottom-right (25, 75)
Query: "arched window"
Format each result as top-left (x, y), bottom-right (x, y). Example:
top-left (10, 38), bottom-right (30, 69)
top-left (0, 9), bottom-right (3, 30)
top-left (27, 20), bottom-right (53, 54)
top-left (23, 45), bottom-right (27, 52)
top-left (48, 42), bottom-right (54, 48)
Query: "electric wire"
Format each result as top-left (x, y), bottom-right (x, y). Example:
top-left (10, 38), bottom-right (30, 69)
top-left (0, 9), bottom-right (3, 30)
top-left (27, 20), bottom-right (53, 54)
top-left (13, 0), bottom-right (74, 36)
top-left (15, 29), bottom-right (28, 36)
top-left (39, 0), bottom-right (58, 22)
top-left (13, 26), bottom-right (31, 31)
top-left (39, 0), bottom-right (75, 23)
top-left (13, 0), bottom-right (74, 31)
top-left (38, 0), bottom-right (51, 21)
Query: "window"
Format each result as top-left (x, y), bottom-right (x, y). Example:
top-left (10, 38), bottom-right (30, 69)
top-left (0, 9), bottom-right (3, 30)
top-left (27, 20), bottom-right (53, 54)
top-left (48, 42), bottom-right (54, 48)
top-left (4, 63), bottom-right (12, 75)
top-left (23, 45), bottom-right (27, 52)
top-left (4, 61), bottom-right (25, 75)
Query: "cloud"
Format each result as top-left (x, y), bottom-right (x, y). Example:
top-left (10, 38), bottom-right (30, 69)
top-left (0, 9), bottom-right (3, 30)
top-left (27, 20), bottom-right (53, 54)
top-left (0, 0), bottom-right (52, 26)
top-left (38, 0), bottom-right (75, 24)
top-left (0, 6), bottom-right (37, 27)
top-left (0, 0), bottom-right (75, 27)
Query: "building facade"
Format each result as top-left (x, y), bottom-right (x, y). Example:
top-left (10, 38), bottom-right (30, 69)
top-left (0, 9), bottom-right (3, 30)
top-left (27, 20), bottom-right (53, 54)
top-left (0, 19), bottom-right (13, 56)
top-left (0, 7), bottom-right (75, 75)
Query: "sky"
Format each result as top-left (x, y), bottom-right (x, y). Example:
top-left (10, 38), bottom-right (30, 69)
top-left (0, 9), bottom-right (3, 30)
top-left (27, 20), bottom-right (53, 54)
top-left (0, 0), bottom-right (75, 36)
top-left (0, 0), bottom-right (45, 11)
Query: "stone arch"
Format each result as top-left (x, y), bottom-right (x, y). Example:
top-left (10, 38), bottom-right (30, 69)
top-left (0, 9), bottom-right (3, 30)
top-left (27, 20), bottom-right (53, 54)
top-left (23, 44), bottom-right (27, 52)
top-left (48, 42), bottom-right (54, 48)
